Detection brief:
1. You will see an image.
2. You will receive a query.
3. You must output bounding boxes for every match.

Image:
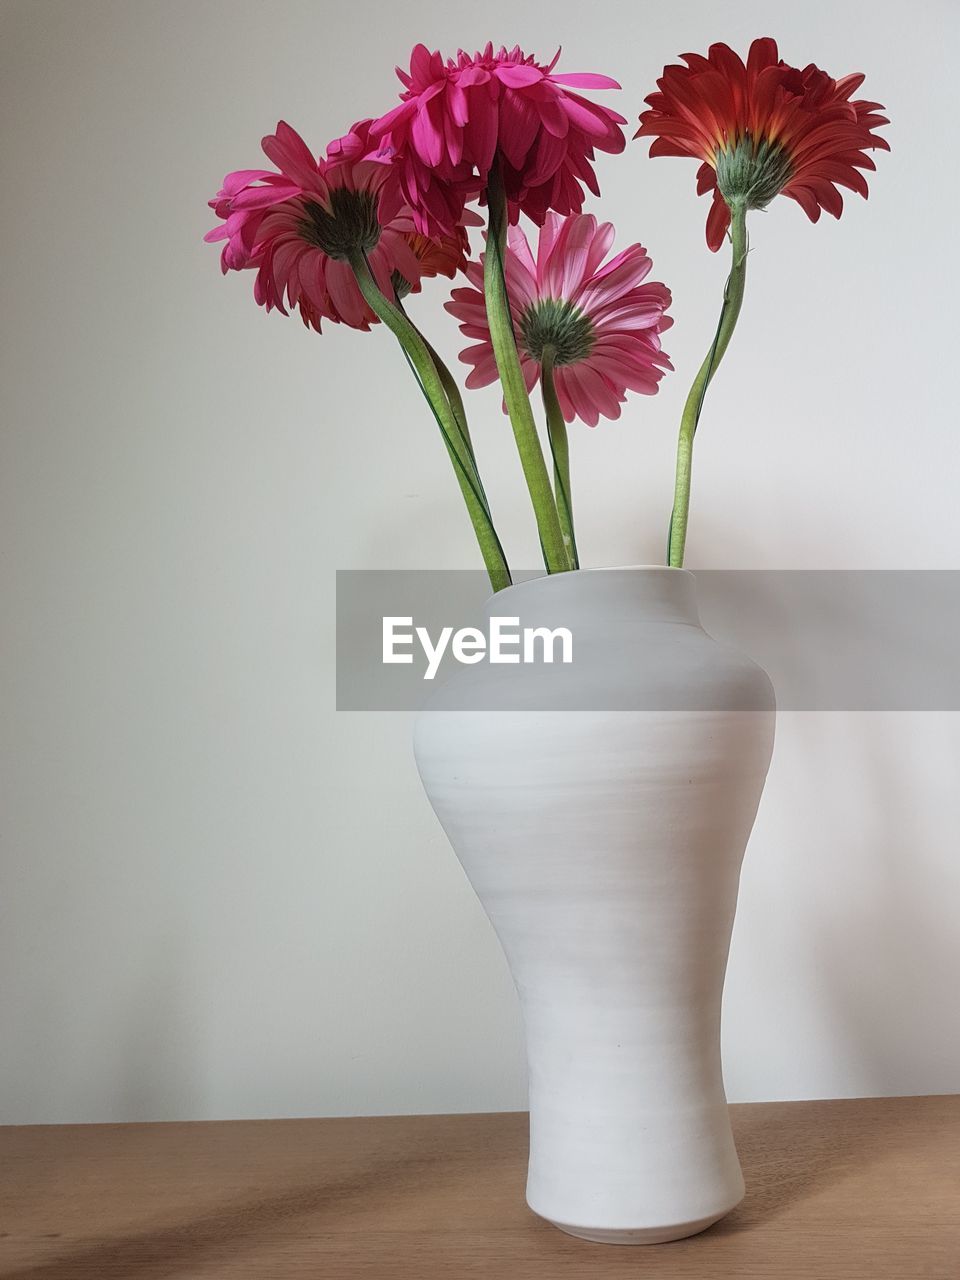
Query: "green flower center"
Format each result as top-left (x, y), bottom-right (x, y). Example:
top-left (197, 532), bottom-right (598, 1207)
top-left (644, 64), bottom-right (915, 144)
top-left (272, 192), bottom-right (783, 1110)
top-left (518, 298), bottom-right (595, 366)
top-left (715, 135), bottom-right (793, 211)
top-left (299, 188), bottom-right (380, 260)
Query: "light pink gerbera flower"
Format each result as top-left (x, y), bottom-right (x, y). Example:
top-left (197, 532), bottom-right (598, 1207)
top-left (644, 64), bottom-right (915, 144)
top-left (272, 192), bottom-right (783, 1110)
top-left (446, 213), bottom-right (673, 427)
top-left (369, 43), bottom-right (626, 236)
top-left (205, 120), bottom-right (466, 331)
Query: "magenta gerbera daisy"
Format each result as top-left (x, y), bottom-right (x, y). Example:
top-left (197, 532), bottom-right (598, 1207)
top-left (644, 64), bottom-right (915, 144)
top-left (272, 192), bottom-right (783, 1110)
top-left (205, 120), bottom-right (466, 331)
top-left (446, 213), bottom-right (673, 427)
top-left (369, 43), bottom-right (627, 236)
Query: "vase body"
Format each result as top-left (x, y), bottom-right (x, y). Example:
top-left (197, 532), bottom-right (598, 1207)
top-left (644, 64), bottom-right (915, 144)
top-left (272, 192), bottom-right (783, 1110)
top-left (413, 568), bottom-right (775, 1244)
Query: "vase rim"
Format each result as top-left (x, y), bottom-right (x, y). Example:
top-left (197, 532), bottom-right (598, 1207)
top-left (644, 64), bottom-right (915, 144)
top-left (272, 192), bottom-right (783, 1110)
top-left (588, 565), bottom-right (693, 575)
top-left (484, 565), bottom-right (696, 609)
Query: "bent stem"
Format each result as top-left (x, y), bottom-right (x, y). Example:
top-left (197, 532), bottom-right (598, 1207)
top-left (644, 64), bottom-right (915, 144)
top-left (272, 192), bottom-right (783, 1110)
top-left (421, 337), bottom-right (475, 462)
top-left (395, 294), bottom-right (475, 463)
top-left (668, 200), bottom-right (750, 568)
top-left (483, 163), bottom-right (571, 574)
top-left (540, 348), bottom-right (579, 569)
top-left (348, 251), bottom-right (512, 592)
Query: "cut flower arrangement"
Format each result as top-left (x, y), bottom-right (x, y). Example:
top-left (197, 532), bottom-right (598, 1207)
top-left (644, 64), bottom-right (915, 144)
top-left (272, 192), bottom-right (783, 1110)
top-left (206, 37), bottom-right (888, 582)
top-left (205, 37), bottom-right (889, 1247)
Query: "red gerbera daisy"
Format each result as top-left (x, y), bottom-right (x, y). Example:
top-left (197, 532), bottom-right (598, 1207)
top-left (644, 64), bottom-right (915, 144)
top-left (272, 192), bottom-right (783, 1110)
top-left (636, 37), bottom-right (890, 249)
top-left (369, 42), bottom-right (626, 236)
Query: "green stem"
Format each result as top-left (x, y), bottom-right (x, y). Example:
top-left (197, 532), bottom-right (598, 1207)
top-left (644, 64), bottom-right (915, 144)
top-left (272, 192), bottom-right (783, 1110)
top-left (395, 291), bottom-right (495, 520)
top-left (483, 164), bottom-right (571, 574)
top-left (668, 200), bottom-right (750, 568)
top-left (349, 251), bottom-right (512, 593)
top-left (425, 342), bottom-right (475, 461)
top-left (540, 349), bottom-right (579, 569)
top-left (395, 295), bottom-right (475, 463)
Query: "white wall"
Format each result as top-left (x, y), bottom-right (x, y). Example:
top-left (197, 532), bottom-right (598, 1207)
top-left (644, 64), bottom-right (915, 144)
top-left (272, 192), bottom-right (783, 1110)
top-left (1, 0), bottom-right (958, 1123)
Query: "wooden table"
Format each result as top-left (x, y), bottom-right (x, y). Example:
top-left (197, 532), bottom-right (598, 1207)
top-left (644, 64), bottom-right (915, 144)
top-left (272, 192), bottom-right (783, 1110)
top-left (1, 1096), bottom-right (957, 1278)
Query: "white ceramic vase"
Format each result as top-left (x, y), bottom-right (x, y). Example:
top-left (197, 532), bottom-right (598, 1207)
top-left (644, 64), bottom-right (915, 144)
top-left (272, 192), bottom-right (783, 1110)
top-left (413, 567), bottom-right (775, 1244)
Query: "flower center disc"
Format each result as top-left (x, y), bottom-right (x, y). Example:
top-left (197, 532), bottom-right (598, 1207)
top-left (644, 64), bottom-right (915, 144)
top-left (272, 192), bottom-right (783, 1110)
top-left (300, 189), bottom-right (381, 260)
top-left (519, 298), bottom-right (595, 366)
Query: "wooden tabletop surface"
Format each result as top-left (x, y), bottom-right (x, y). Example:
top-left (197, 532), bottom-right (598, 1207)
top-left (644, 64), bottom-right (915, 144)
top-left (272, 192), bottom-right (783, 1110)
top-left (1, 1095), bottom-right (957, 1278)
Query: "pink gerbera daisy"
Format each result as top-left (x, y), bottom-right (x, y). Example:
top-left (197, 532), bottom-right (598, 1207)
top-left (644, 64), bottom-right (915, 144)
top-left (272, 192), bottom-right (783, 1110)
top-left (205, 120), bottom-right (466, 331)
top-left (294, 224), bottom-right (473, 332)
top-left (446, 213), bottom-right (673, 427)
top-left (369, 43), bottom-right (626, 236)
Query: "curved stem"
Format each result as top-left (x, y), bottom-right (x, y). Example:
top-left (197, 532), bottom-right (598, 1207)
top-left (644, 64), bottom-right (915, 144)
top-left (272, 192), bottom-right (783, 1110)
top-left (483, 163), bottom-right (571, 574)
top-left (668, 201), bottom-right (750, 568)
top-left (426, 344), bottom-right (475, 460)
top-left (540, 349), bottom-right (579, 569)
top-left (395, 295), bottom-right (475, 463)
top-left (395, 291), bottom-right (496, 520)
top-left (349, 251), bottom-right (512, 592)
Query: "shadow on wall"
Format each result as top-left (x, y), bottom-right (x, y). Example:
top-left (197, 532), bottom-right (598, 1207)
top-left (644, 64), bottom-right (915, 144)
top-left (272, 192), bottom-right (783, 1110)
top-left (697, 555), bottom-right (960, 1099)
top-left (809, 717), bottom-right (959, 1097)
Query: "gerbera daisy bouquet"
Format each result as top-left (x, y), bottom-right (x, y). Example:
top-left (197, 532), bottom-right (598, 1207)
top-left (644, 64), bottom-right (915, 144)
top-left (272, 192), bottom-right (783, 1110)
top-left (206, 38), bottom-right (888, 589)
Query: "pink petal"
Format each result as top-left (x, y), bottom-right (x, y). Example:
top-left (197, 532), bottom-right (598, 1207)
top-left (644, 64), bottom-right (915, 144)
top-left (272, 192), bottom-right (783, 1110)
top-left (229, 182), bottom-right (302, 209)
top-left (410, 44), bottom-right (435, 85)
top-left (583, 220), bottom-right (616, 278)
top-left (464, 98), bottom-right (499, 175)
top-left (526, 127), bottom-right (568, 187)
top-left (458, 65), bottom-right (491, 87)
top-left (412, 103), bottom-right (444, 167)
top-left (534, 90), bottom-right (570, 139)
top-left (536, 212), bottom-right (563, 276)
top-left (220, 169), bottom-right (276, 195)
top-left (326, 258), bottom-right (367, 327)
top-left (556, 214), bottom-right (597, 297)
top-left (261, 122), bottom-right (319, 188)
top-left (500, 88), bottom-right (541, 168)
top-left (549, 72), bottom-right (621, 90)
top-left (506, 223), bottom-right (538, 280)
top-left (495, 63), bottom-right (544, 88)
